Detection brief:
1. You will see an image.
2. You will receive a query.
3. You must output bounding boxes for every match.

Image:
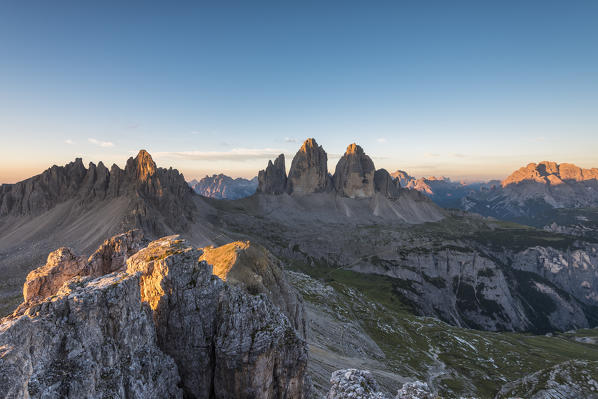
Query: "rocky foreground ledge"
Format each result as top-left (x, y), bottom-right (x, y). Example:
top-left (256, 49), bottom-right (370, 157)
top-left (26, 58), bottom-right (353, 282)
top-left (0, 230), bottom-right (446, 399)
top-left (0, 231), bottom-right (308, 398)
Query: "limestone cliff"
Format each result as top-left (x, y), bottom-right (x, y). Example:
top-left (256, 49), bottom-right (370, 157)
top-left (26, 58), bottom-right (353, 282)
top-left (0, 272), bottom-right (182, 399)
top-left (333, 144), bottom-right (376, 198)
top-left (199, 240), bottom-right (306, 337)
top-left (287, 138), bottom-right (330, 194)
top-left (257, 154), bottom-right (288, 194)
top-left (374, 169), bottom-right (400, 198)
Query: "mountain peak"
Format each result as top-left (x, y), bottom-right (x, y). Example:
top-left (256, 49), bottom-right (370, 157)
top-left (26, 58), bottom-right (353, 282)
top-left (333, 143), bottom-right (375, 198)
top-left (287, 139), bottom-right (329, 194)
top-left (502, 161), bottom-right (598, 187)
top-left (344, 143), bottom-right (364, 156)
top-left (134, 149), bottom-right (157, 180)
top-left (299, 138), bottom-right (319, 153)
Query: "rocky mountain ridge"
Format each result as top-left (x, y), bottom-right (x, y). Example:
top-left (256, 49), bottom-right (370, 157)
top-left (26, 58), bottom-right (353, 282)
top-left (190, 174), bottom-right (258, 199)
top-left (462, 161), bottom-right (598, 221)
top-left (0, 150), bottom-right (196, 235)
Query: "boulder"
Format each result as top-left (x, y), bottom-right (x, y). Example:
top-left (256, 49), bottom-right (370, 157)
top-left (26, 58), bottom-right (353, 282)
top-left (333, 144), bottom-right (375, 198)
top-left (326, 369), bottom-right (387, 399)
top-left (287, 138), bottom-right (329, 194)
top-left (22, 247), bottom-right (86, 303)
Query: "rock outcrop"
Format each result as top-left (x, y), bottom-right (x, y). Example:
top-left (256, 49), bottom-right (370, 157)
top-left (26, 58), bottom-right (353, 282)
top-left (326, 369), bottom-right (435, 399)
top-left (374, 169), bottom-right (400, 198)
top-left (191, 174), bottom-right (258, 199)
top-left (333, 144), bottom-right (376, 198)
top-left (257, 154), bottom-right (288, 194)
top-left (126, 236), bottom-right (308, 398)
top-left (199, 240), bottom-right (306, 337)
top-left (21, 230), bottom-right (144, 304)
top-left (1, 232), bottom-right (309, 399)
top-left (287, 138), bottom-right (329, 194)
top-left (326, 369), bottom-right (387, 399)
top-left (0, 272), bottom-right (182, 398)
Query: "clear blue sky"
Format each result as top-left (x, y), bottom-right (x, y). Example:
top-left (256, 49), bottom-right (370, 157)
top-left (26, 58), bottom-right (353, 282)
top-left (1, 1), bottom-right (597, 183)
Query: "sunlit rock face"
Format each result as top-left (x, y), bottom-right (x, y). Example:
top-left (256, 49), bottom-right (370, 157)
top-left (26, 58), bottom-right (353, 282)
top-left (1, 233), bottom-right (309, 399)
top-left (333, 144), bottom-right (376, 198)
top-left (127, 236), bottom-right (308, 398)
top-left (287, 138), bottom-right (329, 194)
top-left (257, 154), bottom-right (287, 194)
top-left (22, 229), bottom-right (144, 304)
top-left (0, 273), bottom-right (182, 399)
top-left (374, 169), bottom-right (400, 198)
top-left (199, 240), bottom-right (306, 337)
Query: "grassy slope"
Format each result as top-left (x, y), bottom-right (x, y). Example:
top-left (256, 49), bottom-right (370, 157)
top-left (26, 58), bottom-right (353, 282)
top-left (288, 259), bottom-right (598, 398)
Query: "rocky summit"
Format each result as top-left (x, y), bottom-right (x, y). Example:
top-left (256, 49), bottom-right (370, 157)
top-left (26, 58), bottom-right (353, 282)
top-left (257, 154), bottom-right (288, 195)
top-left (333, 144), bottom-right (376, 198)
top-left (286, 138), bottom-right (330, 194)
top-left (0, 233), bottom-right (309, 399)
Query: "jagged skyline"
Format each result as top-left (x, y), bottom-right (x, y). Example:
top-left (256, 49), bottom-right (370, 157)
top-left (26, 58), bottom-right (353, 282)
top-left (2, 2), bottom-right (598, 183)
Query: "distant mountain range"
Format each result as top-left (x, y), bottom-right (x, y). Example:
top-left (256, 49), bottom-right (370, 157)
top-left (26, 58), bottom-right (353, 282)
top-left (390, 170), bottom-right (500, 208)
top-left (186, 160), bottom-right (598, 236)
top-left (188, 174), bottom-right (258, 199)
top-left (461, 161), bottom-right (598, 220)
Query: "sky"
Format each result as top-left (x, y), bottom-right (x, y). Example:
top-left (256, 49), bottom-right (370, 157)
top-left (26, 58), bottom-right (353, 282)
top-left (1, 1), bottom-right (598, 184)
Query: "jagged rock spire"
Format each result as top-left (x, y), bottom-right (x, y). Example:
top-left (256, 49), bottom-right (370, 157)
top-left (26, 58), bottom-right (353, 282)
top-left (257, 154), bottom-right (287, 194)
top-left (374, 169), bottom-right (400, 198)
top-left (286, 138), bottom-right (329, 194)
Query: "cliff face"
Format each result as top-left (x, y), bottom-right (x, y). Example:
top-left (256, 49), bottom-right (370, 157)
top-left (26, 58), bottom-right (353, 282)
top-left (0, 233), bottom-right (309, 399)
top-left (286, 138), bottom-right (330, 194)
top-left (0, 272), bottom-right (182, 399)
top-left (333, 144), bottom-right (376, 198)
top-left (199, 240), bottom-right (306, 338)
top-left (374, 169), bottom-right (400, 199)
top-left (257, 154), bottom-right (287, 195)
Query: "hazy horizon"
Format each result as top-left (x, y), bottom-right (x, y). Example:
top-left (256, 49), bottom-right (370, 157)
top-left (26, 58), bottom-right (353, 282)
top-left (2, 142), bottom-right (598, 185)
top-left (2, 2), bottom-right (597, 184)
